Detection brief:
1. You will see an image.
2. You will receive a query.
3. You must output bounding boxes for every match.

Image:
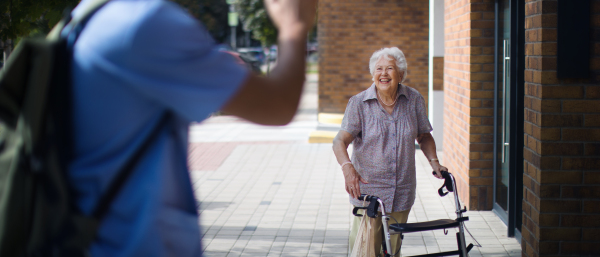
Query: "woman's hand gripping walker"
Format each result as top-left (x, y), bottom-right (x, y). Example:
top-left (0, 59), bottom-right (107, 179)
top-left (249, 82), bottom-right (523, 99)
top-left (353, 171), bottom-right (474, 257)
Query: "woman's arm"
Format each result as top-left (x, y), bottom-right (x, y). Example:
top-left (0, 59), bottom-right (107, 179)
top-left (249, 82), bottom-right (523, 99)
top-left (417, 132), bottom-right (447, 179)
top-left (333, 130), bottom-right (368, 199)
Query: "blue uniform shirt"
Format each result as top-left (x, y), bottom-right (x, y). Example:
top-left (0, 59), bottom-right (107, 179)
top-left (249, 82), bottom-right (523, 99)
top-left (68, 0), bottom-right (248, 256)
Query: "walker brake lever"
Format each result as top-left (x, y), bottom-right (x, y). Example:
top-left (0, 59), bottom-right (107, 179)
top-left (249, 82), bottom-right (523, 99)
top-left (352, 206), bottom-right (367, 217)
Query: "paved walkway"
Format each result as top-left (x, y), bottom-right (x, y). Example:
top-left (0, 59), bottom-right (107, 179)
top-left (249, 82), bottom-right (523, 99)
top-left (189, 74), bottom-right (521, 257)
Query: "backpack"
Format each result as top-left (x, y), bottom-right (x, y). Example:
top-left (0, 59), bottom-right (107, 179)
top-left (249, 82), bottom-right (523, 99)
top-left (0, 0), bottom-right (168, 255)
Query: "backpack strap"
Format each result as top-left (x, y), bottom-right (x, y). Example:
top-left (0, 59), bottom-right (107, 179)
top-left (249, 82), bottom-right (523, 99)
top-left (47, 0), bottom-right (113, 41)
top-left (64, 112), bottom-right (172, 253)
top-left (92, 112), bottom-right (171, 220)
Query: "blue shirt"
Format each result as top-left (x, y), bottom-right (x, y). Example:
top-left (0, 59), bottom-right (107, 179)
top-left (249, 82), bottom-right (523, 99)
top-left (68, 0), bottom-right (248, 256)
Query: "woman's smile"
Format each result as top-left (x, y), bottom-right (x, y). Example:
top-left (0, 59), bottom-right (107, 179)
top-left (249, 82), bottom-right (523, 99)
top-left (373, 57), bottom-right (400, 91)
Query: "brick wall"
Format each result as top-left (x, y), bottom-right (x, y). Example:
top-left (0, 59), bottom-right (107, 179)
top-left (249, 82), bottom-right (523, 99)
top-left (522, 0), bottom-right (600, 256)
top-left (443, 0), bottom-right (495, 210)
top-left (433, 57), bottom-right (444, 90)
top-left (318, 0), bottom-right (429, 114)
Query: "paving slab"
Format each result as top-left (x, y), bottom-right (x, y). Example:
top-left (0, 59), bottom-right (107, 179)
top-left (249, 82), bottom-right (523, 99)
top-left (189, 74), bottom-right (521, 256)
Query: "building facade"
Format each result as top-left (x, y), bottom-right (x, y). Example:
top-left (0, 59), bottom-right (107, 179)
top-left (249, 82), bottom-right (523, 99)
top-left (318, 0), bottom-right (600, 256)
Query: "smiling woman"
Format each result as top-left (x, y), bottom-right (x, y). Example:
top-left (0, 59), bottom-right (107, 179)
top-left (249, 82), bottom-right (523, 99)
top-left (332, 47), bottom-right (447, 256)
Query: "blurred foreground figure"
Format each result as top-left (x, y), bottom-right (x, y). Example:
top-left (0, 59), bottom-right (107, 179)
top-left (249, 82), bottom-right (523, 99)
top-left (67, 0), bottom-right (317, 255)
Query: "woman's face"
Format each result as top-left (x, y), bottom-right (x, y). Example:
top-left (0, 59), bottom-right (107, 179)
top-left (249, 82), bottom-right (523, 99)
top-left (373, 56), bottom-right (401, 92)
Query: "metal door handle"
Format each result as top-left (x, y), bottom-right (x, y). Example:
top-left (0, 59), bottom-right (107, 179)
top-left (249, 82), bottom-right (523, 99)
top-left (502, 40), bottom-right (510, 163)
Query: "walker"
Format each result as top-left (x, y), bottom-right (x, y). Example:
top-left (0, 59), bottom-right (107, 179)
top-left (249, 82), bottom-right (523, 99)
top-left (353, 171), bottom-right (474, 257)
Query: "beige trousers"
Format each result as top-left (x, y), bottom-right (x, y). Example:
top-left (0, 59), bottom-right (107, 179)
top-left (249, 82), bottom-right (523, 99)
top-left (349, 208), bottom-right (411, 257)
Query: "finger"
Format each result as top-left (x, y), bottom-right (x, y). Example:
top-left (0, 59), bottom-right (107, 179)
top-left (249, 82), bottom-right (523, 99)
top-left (359, 176), bottom-right (368, 184)
top-left (354, 184), bottom-right (361, 199)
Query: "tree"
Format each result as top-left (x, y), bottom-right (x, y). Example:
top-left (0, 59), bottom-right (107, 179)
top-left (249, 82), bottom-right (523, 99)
top-left (0, 0), bottom-right (79, 59)
top-left (234, 0), bottom-right (277, 74)
top-left (171, 0), bottom-right (230, 43)
top-left (235, 0), bottom-right (277, 47)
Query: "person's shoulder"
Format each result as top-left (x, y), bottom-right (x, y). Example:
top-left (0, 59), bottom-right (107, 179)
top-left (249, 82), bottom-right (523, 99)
top-left (127, 0), bottom-right (214, 51)
top-left (143, 0), bottom-right (198, 25)
top-left (73, 0), bottom-right (174, 23)
top-left (402, 84), bottom-right (425, 100)
top-left (349, 88), bottom-right (370, 104)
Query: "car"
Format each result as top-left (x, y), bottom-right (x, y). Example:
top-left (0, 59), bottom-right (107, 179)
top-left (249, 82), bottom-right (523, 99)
top-left (237, 47), bottom-right (266, 65)
top-left (236, 51), bottom-right (262, 74)
top-left (267, 45), bottom-right (277, 61)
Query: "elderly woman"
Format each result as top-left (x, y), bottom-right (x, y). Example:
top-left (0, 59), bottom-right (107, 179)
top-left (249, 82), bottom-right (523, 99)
top-left (333, 47), bottom-right (447, 256)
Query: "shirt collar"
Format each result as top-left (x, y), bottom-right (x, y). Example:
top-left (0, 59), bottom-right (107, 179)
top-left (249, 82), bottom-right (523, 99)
top-left (362, 83), bottom-right (408, 102)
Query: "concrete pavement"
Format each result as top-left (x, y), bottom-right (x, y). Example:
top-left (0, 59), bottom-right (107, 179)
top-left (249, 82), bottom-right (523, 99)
top-left (188, 74), bottom-right (521, 256)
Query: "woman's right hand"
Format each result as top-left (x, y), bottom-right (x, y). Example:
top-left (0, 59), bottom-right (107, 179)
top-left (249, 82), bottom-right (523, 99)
top-left (342, 164), bottom-right (368, 199)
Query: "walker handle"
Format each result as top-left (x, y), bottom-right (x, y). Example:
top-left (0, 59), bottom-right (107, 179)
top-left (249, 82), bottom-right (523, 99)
top-left (357, 194), bottom-right (378, 202)
top-left (357, 194), bottom-right (380, 218)
top-left (431, 170), bottom-right (450, 177)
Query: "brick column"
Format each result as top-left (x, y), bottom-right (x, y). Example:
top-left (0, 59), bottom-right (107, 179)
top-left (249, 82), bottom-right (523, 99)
top-left (317, 0), bottom-right (429, 114)
top-left (522, 0), bottom-right (600, 256)
top-left (443, 0), bottom-right (495, 210)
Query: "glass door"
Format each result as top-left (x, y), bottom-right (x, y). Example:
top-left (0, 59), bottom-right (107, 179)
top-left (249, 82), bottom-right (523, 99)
top-left (494, 0), bottom-right (524, 240)
top-left (494, 0), bottom-right (511, 219)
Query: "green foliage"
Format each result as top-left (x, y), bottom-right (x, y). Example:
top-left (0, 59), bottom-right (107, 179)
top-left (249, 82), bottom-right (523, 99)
top-left (235, 0), bottom-right (277, 47)
top-left (171, 0), bottom-right (230, 43)
top-left (0, 0), bottom-right (79, 41)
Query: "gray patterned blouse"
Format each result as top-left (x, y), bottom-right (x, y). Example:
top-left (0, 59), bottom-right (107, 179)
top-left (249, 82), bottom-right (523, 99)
top-left (341, 83), bottom-right (433, 213)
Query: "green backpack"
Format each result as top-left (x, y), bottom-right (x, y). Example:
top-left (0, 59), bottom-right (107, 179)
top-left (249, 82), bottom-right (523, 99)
top-left (0, 0), bottom-right (167, 255)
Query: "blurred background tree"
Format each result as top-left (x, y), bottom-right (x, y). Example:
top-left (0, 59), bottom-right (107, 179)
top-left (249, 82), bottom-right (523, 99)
top-left (235, 0), bottom-right (277, 47)
top-left (0, 0), bottom-right (79, 59)
top-left (172, 0), bottom-right (230, 43)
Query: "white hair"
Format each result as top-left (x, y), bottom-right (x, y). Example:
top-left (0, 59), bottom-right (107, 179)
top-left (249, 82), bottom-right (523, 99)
top-left (369, 47), bottom-right (407, 83)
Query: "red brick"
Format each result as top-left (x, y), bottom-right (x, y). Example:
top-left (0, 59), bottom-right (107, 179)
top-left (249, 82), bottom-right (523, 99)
top-left (540, 114), bottom-right (583, 127)
top-left (539, 242), bottom-right (559, 255)
top-left (540, 171), bottom-right (582, 184)
top-left (562, 214), bottom-right (600, 227)
top-left (588, 86), bottom-right (600, 99)
top-left (583, 201), bottom-right (600, 213)
top-left (539, 213), bottom-right (560, 226)
top-left (562, 100), bottom-right (600, 113)
top-left (540, 200), bottom-right (581, 213)
top-left (585, 114), bottom-right (600, 127)
top-left (562, 128), bottom-right (600, 141)
top-left (584, 170), bottom-right (600, 184)
top-left (560, 242), bottom-right (600, 255)
top-left (562, 157), bottom-right (600, 170)
top-left (582, 228), bottom-right (600, 240)
top-left (561, 186), bottom-right (600, 199)
top-left (542, 85), bottom-right (584, 98)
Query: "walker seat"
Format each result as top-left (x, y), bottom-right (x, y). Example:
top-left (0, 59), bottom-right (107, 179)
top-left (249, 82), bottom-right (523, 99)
top-left (389, 217), bottom-right (467, 233)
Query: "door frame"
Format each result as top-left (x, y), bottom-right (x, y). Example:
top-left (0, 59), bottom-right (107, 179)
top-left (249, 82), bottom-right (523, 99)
top-left (492, 0), bottom-right (525, 240)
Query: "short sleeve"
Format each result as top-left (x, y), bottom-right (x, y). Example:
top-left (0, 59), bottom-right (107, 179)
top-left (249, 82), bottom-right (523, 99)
top-left (83, 1), bottom-right (249, 123)
top-left (341, 96), bottom-right (362, 137)
top-left (416, 94), bottom-right (433, 134)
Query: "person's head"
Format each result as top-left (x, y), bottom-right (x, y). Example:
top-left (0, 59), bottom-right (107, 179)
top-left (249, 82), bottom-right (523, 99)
top-left (369, 47), bottom-right (407, 89)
